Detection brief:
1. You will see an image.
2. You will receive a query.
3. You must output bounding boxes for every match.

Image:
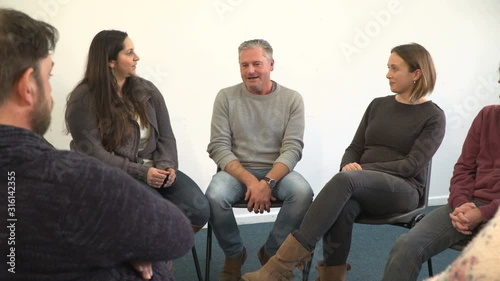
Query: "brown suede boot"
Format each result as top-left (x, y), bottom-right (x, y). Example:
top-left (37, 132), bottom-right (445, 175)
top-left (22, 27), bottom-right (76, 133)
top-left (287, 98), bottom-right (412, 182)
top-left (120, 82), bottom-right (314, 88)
top-left (241, 234), bottom-right (312, 281)
top-left (219, 247), bottom-right (247, 281)
top-left (315, 260), bottom-right (349, 281)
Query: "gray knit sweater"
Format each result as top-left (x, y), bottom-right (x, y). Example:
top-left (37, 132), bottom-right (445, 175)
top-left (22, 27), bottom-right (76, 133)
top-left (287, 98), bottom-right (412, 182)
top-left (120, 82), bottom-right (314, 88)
top-left (207, 81), bottom-right (305, 171)
top-left (65, 77), bottom-right (178, 182)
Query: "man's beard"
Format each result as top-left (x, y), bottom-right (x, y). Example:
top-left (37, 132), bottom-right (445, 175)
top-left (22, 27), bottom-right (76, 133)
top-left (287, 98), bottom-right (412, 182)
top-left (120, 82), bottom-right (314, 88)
top-left (30, 84), bottom-right (52, 136)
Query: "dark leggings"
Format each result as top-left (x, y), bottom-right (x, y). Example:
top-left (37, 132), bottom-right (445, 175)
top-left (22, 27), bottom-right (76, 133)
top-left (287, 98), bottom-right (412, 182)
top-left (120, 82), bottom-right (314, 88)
top-left (293, 170), bottom-right (419, 266)
top-left (141, 170), bottom-right (210, 227)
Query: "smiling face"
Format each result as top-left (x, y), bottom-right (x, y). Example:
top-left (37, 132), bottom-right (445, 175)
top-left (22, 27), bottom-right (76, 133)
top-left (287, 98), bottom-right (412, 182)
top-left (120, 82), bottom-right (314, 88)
top-left (30, 55), bottom-right (54, 135)
top-left (386, 52), bottom-right (420, 96)
top-left (110, 36), bottom-right (140, 81)
top-left (239, 47), bottom-right (274, 95)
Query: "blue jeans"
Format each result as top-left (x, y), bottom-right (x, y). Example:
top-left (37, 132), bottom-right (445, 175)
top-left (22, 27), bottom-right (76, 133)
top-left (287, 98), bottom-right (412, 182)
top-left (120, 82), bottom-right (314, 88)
top-left (205, 169), bottom-right (313, 258)
top-left (141, 170), bottom-right (210, 227)
top-left (382, 201), bottom-right (484, 281)
top-left (293, 170), bottom-right (420, 266)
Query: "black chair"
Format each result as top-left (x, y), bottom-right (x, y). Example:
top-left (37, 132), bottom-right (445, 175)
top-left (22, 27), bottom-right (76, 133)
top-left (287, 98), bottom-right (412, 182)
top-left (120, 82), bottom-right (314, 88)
top-left (191, 246), bottom-right (203, 281)
top-left (205, 199), bottom-right (314, 281)
top-left (354, 161), bottom-right (433, 274)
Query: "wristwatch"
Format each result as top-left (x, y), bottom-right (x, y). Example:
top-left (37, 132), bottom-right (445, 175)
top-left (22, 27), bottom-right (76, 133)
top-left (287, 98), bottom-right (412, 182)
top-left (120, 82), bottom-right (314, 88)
top-left (262, 176), bottom-right (276, 188)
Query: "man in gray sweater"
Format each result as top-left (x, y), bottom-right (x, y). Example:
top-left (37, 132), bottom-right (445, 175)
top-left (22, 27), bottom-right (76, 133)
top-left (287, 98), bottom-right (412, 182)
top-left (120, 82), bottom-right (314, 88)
top-left (0, 8), bottom-right (192, 281)
top-left (205, 39), bottom-right (314, 281)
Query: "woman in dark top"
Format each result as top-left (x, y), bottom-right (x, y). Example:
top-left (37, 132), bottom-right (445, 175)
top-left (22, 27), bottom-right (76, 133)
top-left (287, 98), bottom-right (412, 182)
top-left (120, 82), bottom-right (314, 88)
top-left (65, 30), bottom-right (209, 232)
top-left (242, 43), bottom-right (446, 281)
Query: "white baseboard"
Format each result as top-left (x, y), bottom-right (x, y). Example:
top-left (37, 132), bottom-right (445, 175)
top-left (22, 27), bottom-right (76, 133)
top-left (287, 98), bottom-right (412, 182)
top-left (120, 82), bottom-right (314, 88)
top-left (207, 195), bottom-right (451, 228)
top-left (428, 196), bottom-right (448, 206)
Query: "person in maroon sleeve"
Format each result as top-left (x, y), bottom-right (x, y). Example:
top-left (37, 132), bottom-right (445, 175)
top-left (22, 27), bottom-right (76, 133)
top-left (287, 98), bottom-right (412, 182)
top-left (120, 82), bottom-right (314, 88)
top-left (0, 8), bottom-right (192, 281)
top-left (426, 209), bottom-right (500, 281)
top-left (381, 67), bottom-right (500, 281)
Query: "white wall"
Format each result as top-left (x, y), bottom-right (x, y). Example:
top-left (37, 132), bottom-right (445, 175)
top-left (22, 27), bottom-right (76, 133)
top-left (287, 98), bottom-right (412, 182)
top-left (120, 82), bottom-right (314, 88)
top-left (3, 0), bottom-right (500, 224)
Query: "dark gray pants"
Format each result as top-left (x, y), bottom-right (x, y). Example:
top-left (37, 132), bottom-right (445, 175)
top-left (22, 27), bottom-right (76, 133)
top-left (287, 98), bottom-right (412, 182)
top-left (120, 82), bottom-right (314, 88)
top-left (294, 170), bottom-right (419, 265)
top-left (140, 170), bottom-right (210, 227)
top-left (382, 201), bottom-right (483, 281)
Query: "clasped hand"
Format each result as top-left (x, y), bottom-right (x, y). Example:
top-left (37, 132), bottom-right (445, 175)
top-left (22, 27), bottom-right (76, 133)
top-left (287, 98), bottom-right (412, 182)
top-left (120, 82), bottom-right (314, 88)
top-left (245, 180), bottom-right (276, 214)
top-left (147, 167), bottom-right (176, 188)
top-left (449, 202), bottom-right (483, 235)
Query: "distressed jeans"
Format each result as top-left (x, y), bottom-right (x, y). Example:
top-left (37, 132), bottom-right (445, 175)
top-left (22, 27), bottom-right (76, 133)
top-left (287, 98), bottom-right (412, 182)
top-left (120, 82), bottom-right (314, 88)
top-left (205, 169), bottom-right (313, 258)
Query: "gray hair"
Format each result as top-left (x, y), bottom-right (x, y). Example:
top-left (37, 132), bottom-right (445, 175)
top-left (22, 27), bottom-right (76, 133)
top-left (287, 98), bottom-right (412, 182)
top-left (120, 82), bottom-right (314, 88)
top-left (238, 39), bottom-right (273, 60)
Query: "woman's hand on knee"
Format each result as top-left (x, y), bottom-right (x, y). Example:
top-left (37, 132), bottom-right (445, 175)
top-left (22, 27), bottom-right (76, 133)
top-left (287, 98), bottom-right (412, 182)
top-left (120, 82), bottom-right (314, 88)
top-left (341, 162), bottom-right (363, 171)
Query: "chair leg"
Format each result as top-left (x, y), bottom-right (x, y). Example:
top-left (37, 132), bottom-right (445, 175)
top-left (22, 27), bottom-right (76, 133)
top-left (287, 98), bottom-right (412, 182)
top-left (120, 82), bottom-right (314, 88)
top-left (205, 223), bottom-right (212, 281)
top-left (192, 246), bottom-right (203, 281)
top-left (427, 257), bottom-right (433, 277)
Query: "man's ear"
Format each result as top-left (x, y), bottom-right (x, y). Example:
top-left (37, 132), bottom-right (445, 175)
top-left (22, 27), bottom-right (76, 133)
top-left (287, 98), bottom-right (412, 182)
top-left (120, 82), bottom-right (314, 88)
top-left (15, 67), bottom-right (36, 106)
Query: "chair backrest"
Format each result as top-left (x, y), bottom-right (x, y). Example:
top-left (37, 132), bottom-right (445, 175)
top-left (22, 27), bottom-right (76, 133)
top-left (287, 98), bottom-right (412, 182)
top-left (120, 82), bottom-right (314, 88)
top-left (355, 160), bottom-right (433, 228)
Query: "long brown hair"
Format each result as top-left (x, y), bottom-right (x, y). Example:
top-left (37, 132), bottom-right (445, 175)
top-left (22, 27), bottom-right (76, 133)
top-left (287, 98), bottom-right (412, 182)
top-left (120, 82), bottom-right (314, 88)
top-left (67, 30), bottom-right (148, 151)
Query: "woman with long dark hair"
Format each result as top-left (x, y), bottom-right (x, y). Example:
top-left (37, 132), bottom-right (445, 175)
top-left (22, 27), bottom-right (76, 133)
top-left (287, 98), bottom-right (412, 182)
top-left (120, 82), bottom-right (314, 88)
top-left (66, 30), bottom-right (209, 233)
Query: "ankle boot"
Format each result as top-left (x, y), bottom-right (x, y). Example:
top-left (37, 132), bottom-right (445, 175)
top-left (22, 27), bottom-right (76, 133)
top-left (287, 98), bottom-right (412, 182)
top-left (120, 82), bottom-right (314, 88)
top-left (241, 234), bottom-right (312, 281)
top-left (219, 247), bottom-right (247, 281)
top-left (315, 260), bottom-right (349, 281)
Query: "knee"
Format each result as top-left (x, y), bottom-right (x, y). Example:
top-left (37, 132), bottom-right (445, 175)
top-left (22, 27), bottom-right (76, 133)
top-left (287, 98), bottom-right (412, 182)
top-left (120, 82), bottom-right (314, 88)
top-left (190, 212), bottom-right (210, 228)
top-left (290, 182), bottom-right (314, 199)
top-left (205, 174), bottom-right (229, 202)
top-left (205, 173), bottom-right (242, 210)
top-left (280, 172), bottom-right (314, 201)
top-left (391, 233), bottom-right (422, 258)
top-left (191, 194), bottom-right (210, 226)
top-left (205, 183), bottom-right (219, 203)
top-left (327, 172), bottom-right (352, 187)
top-left (285, 186), bottom-right (314, 209)
top-left (320, 172), bottom-right (355, 195)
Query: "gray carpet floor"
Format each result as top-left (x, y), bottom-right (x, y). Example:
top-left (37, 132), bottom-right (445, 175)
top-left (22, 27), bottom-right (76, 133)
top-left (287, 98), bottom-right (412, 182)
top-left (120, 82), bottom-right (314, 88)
top-left (173, 206), bottom-right (460, 281)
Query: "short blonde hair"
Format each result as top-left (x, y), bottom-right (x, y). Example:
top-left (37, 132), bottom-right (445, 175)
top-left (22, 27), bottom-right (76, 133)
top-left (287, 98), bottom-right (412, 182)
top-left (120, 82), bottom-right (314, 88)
top-left (391, 43), bottom-right (436, 103)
